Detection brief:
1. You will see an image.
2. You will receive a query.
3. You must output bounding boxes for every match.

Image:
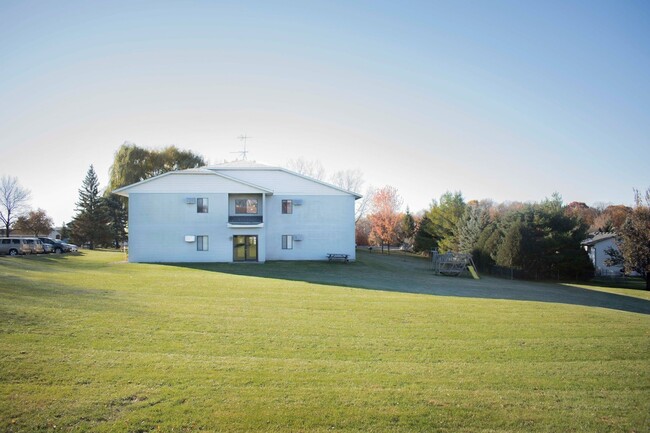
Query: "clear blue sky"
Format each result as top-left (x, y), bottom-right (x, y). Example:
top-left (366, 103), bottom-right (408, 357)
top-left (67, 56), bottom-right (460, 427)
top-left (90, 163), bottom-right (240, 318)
top-left (1, 0), bottom-right (648, 224)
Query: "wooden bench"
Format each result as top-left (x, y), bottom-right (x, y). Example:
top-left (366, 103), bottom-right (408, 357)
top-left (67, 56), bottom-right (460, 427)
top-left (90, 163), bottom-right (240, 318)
top-left (327, 253), bottom-right (349, 263)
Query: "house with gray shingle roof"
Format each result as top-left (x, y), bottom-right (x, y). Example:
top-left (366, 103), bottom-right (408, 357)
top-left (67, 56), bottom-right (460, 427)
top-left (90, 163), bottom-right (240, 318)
top-left (581, 232), bottom-right (623, 277)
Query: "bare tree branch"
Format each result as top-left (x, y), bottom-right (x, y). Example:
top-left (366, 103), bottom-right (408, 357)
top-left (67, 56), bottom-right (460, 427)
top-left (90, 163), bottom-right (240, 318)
top-left (330, 169), bottom-right (364, 194)
top-left (355, 186), bottom-right (374, 223)
top-left (285, 158), bottom-right (326, 181)
top-left (0, 175), bottom-right (31, 236)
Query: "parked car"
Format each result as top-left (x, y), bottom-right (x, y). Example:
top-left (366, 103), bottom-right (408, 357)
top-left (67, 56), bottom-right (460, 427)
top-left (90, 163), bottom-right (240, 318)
top-left (38, 237), bottom-right (67, 254)
top-left (23, 238), bottom-right (45, 254)
top-left (0, 237), bottom-right (32, 256)
top-left (55, 240), bottom-right (78, 252)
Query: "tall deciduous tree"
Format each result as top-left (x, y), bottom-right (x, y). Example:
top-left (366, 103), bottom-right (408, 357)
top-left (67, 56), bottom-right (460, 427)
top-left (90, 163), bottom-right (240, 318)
top-left (590, 204), bottom-right (632, 233)
top-left (330, 169), bottom-right (364, 193)
top-left (355, 217), bottom-right (372, 246)
top-left (328, 168), bottom-right (372, 223)
top-left (354, 186), bottom-right (374, 223)
top-left (108, 142), bottom-right (206, 192)
top-left (368, 186), bottom-right (403, 250)
top-left (70, 165), bottom-right (110, 249)
top-left (617, 188), bottom-right (650, 290)
top-left (285, 158), bottom-right (326, 181)
top-left (0, 175), bottom-right (31, 236)
top-left (13, 209), bottom-right (54, 236)
top-left (565, 201), bottom-right (598, 228)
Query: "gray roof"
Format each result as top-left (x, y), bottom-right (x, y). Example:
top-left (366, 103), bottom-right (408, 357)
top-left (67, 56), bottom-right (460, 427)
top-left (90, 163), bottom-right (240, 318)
top-left (581, 232), bottom-right (617, 246)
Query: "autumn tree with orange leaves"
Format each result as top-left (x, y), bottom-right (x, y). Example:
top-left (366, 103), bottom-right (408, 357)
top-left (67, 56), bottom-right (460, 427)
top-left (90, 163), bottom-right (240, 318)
top-left (368, 186), bottom-right (403, 251)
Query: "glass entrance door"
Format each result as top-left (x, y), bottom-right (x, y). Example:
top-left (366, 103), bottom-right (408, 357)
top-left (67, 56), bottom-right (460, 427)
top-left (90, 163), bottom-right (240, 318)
top-left (233, 235), bottom-right (258, 262)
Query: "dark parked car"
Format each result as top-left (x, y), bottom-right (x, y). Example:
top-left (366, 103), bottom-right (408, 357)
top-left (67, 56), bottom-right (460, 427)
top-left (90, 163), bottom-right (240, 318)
top-left (38, 237), bottom-right (67, 254)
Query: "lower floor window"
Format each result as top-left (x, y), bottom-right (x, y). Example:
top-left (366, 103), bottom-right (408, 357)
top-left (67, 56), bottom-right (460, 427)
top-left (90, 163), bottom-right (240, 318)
top-left (197, 235), bottom-right (208, 251)
top-left (282, 235), bottom-right (293, 250)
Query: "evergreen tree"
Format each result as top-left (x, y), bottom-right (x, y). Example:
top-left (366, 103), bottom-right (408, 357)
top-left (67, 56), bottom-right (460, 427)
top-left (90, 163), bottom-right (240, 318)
top-left (413, 216), bottom-right (437, 253)
top-left (400, 207), bottom-right (416, 246)
top-left (473, 222), bottom-right (501, 270)
top-left (456, 204), bottom-right (489, 254)
top-left (60, 222), bottom-right (71, 241)
top-left (496, 220), bottom-right (524, 269)
top-left (70, 165), bottom-right (110, 249)
top-left (104, 194), bottom-right (127, 249)
top-left (491, 195), bottom-right (592, 280)
top-left (424, 191), bottom-right (466, 253)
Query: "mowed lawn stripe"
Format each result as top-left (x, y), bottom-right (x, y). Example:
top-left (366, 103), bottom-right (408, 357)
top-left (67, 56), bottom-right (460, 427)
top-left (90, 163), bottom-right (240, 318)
top-left (1, 250), bottom-right (649, 432)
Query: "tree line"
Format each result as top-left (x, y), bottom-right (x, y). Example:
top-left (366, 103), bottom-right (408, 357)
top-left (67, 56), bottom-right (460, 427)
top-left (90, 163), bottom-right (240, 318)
top-left (358, 187), bottom-right (650, 286)
top-left (2, 143), bottom-right (647, 289)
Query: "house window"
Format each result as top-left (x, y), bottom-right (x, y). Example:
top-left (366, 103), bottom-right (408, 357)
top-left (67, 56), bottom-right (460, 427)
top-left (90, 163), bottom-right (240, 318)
top-left (282, 235), bottom-right (293, 250)
top-left (197, 198), bottom-right (208, 213)
top-left (197, 235), bottom-right (208, 251)
top-left (235, 199), bottom-right (258, 214)
top-left (282, 200), bottom-right (293, 214)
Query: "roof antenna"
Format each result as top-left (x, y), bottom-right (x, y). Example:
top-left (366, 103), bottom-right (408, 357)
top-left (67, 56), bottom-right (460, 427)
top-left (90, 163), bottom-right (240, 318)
top-left (232, 134), bottom-right (251, 160)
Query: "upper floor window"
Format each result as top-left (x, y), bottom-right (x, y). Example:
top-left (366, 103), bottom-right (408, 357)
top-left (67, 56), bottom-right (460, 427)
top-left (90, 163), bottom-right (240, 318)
top-left (197, 198), bottom-right (208, 213)
top-left (282, 200), bottom-right (293, 214)
top-left (235, 199), bottom-right (258, 214)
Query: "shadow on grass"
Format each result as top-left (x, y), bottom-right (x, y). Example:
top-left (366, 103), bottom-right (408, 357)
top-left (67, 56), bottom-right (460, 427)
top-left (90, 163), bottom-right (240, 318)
top-left (163, 250), bottom-right (650, 315)
top-left (587, 277), bottom-right (647, 291)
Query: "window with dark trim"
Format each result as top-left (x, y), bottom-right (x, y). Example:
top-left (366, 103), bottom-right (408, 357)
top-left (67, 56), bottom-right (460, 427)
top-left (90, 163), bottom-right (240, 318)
top-left (235, 199), bottom-right (258, 214)
top-left (197, 198), bottom-right (208, 213)
top-left (197, 236), bottom-right (209, 251)
top-left (282, 235), bottom-right (293, 250)
top-left (282, 199), bottom-right (293, 214)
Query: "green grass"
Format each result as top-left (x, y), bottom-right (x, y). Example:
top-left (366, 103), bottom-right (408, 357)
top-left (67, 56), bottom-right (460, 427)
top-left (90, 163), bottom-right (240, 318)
top-left (564, 278), bottom-right (650, 301)
top-left (1, 251), bottom-right (649, 432)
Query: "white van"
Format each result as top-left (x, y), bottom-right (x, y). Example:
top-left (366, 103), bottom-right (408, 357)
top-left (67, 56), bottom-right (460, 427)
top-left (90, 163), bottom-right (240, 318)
top-left (23, 238), bottom-right (45, 254)
top-left (0, 238), bottom-right (32, 256)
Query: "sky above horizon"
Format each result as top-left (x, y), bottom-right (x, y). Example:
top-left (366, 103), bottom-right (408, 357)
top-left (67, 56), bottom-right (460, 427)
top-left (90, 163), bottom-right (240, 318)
top-left (1, 0), bottom-right (649, 225)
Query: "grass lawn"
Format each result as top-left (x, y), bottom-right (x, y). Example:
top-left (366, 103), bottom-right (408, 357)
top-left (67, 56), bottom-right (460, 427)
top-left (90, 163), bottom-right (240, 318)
top-left (564, 279), bottom-right (650, 301)
top-left (1, 250), bottom-right (649, 432)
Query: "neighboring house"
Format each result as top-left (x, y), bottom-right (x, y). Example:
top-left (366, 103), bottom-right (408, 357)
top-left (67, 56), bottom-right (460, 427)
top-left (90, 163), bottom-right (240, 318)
top-left (49, 227), bottom-right (62, 240)
top-left (581, 232), bottom-right (623, 277)
top-left (113, 161), bottom-right (361, 263)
